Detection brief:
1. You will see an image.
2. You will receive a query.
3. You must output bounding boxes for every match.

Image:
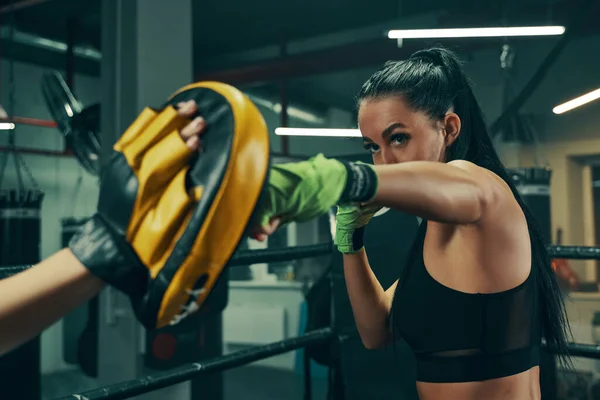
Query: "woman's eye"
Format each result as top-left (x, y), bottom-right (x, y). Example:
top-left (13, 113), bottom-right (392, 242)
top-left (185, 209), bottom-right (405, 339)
top-left (390, 133), bottom-right (410, 145)
top-left (363, 143), bottom-right (380, 153)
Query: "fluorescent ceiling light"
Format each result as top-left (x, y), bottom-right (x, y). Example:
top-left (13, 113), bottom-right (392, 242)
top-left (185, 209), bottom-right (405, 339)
top-left (553, 87), bottom-right (600, 114)
top-left (0, 122), bottom-right (15, 130)
top-left (388, 26), bottom-right (565, 39)
top-left (275, 127), bottom-right (362, 137)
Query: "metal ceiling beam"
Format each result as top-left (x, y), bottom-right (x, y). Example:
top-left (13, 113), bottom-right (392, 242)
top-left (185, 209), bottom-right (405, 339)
top-left (194, 37), bottom-right (551, 85)
top-left (195, 0), bottom-right (595, 86)
top-left (0, 0), bottom-right (53, 14)
top-left (196, 38), bottom-right (403, 85)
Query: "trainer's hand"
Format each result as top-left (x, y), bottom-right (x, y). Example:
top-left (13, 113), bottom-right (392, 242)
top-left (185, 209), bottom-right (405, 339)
top-left (68, 98), bottom-right (209, 316)
top-left (249, 217), bottom-right (281, 242)
top-left (177, 100), bottom-right (205, 150)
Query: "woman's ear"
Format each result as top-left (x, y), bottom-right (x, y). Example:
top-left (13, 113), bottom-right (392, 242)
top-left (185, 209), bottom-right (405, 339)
top-left (443, 113), bottom-right (461, 147)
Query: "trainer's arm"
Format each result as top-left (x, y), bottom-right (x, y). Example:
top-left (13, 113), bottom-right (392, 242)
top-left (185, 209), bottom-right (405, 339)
top-left (0, 248), bottom-right (105, 355)
top-left (368, 160), bottom-right (502, 224)
top-left (343, 249), bottom-right (397, 349)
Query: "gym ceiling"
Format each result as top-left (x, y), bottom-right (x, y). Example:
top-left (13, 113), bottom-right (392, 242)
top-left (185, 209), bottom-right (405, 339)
top-left (0, 0), bottom-right (598, 111)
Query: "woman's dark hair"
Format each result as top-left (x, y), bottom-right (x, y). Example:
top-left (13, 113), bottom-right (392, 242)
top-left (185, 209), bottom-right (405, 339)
top-left (356, 47), bottom-right (572, 368)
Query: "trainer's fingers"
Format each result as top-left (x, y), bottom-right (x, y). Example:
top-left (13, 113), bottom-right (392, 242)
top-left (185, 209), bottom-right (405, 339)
top-left (177, 99), bottom-right (206, 149)
top-left (180, 116), bottom-right (206, 142)
top-left (249, 217), bottom-right (281, 241)
top-left (262, 217), bottom-right (281, 235)
top-left (177, 100), bottom-right (198, 118)
top-left (186, 135), bottom-right (201, 151)
top-left (253, 233), bottom-right (268, 242)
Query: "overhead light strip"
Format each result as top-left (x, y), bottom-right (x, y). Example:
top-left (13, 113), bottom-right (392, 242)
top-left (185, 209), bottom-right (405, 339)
top-left (553, 87), bottom-right (600, 114)
top-left (388, 26), bottom-right (565, 39)
top-left (0, 122), bottom-right (15, 130)
top-left (275, 127), bottom-right (361, 137)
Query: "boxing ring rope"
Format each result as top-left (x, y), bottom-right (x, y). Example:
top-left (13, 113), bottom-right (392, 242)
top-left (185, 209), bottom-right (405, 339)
top-left (44, 339), bottom-right (600, 400)
top-left (45, 339), bottom-right (600, 400)
top-left (0, 243), bottom-right (335, 280)
top-left (228, 243), bottom-right (333, 265)
top-left (3, 243), bottom-right (600, 399)
top-left (560, 343), bottom-right (600, 360)
top-left (52, 327), bottom-right (335, 400)
top-left (547, 245), bottom-right (600, 260)
top-left (0, 265), bottom-right (30, 279)
top-left (46, 335), bottom-right (600, 400)
top-left (1, 244), bottom-right (598, 280)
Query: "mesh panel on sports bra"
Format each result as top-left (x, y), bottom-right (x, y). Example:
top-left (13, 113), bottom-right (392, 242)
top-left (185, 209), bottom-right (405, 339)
top-left (430, 348), bottom-right (482, 357)
top-left (426, 274), bottom-right (535, 358)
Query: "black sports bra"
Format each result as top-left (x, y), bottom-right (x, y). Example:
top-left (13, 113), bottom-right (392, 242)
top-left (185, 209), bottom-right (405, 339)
top-left (393, 222), bottom-right (541, 383)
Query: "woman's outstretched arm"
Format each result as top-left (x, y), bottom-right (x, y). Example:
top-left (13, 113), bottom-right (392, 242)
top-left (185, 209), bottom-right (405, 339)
top-left (369, 160), bottom-right (506, 225)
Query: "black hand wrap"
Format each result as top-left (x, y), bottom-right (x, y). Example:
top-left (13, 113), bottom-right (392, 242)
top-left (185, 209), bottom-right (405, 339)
top-left (351, 226), bottom-right (366, 252)
top-left (338, 161), bottom-right (378, 204)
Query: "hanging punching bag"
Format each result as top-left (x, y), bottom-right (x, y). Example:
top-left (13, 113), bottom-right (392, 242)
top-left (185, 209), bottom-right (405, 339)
top-left (0, 188), bottom-right (44, 265)
top-left (509, 167), bottom-right (553, 243)
top-left (0, 188), bottom-right (44, 400)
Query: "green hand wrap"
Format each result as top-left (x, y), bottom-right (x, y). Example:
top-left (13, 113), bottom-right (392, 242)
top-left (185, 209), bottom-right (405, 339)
top-left (255, 154), bottom-right (379, 229)
top-left (334, 204), bottom-right (381, 254)
top-left (258, 154), bottom-right (348, 226)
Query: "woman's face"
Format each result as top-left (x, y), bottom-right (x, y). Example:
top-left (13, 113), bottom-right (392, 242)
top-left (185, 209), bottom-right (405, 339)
top-left (357, 96), bottom-right (460, 165)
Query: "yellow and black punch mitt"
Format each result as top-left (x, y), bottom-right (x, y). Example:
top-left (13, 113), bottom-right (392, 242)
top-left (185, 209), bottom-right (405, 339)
top-left (69, 82), bottom-right (270, 329)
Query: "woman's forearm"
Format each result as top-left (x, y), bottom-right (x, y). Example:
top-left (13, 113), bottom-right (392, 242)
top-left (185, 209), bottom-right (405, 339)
top-left (343, 249), bottom-right (392, 349)
top-left (0, 248), bottom-right (105, 355)
top-left (369, 160), bottom-right (493, 224)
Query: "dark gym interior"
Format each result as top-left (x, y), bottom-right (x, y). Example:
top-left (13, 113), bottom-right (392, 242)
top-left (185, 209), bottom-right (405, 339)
top-left (1, 0), bottom-right (600, 399)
